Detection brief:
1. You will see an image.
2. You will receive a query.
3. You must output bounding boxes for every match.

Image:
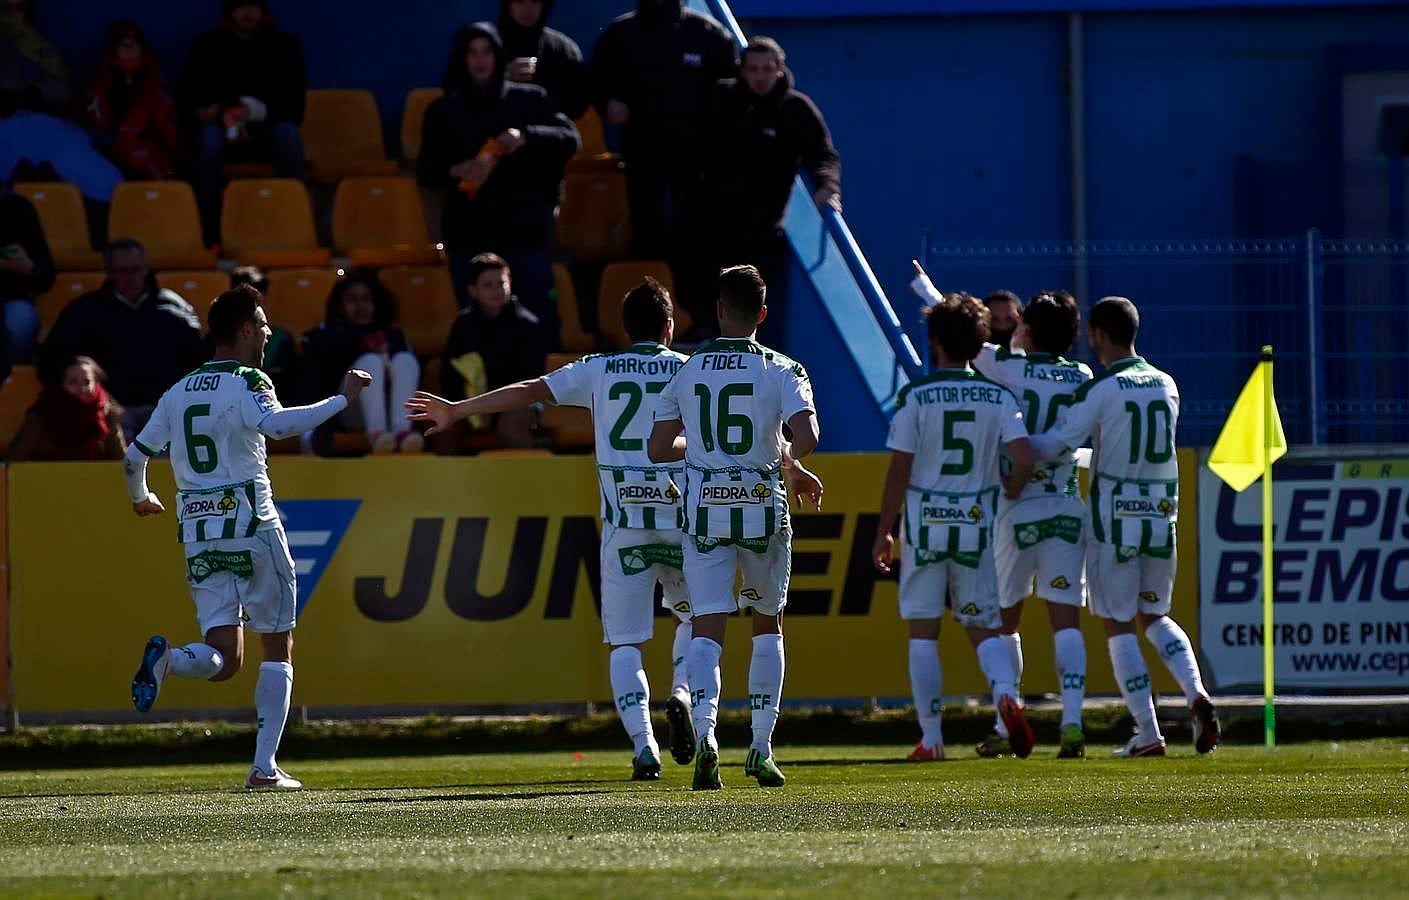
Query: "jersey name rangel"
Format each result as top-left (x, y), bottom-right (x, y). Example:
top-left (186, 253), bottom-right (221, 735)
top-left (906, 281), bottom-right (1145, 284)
top-left (657, 338), bottom-right (814, 541)
top-left (134, 361), bottom-right (281, 544)
top-left (974, 344), bottom-right (1093, 499)
top-left (542, 342), bottom-right (688, 530)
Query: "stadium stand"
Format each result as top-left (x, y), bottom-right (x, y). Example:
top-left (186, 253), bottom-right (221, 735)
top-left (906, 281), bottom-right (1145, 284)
top-left (376, 265), bottom-right (458, 359)
top-left (162, 270), bottom-right (231, 322)
top-left (35, 272), bottom-right (105, 340)
top-left (331, 177), bottom-right (442, 267)
top-left (220, 179), bottom-right (332, 269)
top-left (554, 262), bottom-right (594, 353)
top-left (556, 165), bottom-right (632, 261)
top-left (399, 87), bottom-right (443, 166)
top-left (108, 182), bottom-right (217, 269)
top-left (538, 351), bottom-right (594, 451)
top-left (301, 89), bottom-right (399, 179)
top-left (263, 268), bottom-right (338, 337)
top-left (0, 366), bottom-right (40, 456)
top-left (13, 182), bottom-right (102, 271)
top-left (596, 261), bottom-right (676, 348)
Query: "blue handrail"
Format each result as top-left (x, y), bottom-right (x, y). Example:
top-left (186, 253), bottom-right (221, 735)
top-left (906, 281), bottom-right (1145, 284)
top-left (696, 0), bottom-right (924, 381)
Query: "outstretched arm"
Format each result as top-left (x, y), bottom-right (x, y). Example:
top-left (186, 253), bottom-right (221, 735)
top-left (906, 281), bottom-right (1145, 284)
top-left (406, 379), bottom-right (553, 436)
top-left (123, 444), bottom-right (165, 516)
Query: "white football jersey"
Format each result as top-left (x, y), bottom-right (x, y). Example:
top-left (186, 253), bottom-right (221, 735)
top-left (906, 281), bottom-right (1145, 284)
top-left (656, 338), bottom-right (814, 541)
top-left (134, 360), bottom-right (282, 544)
top-left (541, 342), bottom-right (688, 530)
top-left (973, 343), bottom-right (1093, 500)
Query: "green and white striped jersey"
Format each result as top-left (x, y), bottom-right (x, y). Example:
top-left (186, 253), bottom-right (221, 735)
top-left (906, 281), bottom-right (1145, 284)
top-left (1043, 356), bottom-right (1180, 555)
top-left (887, 368), bottom-right (1027, 556)
top-left (656, 338), bottom-right (814, 542)
top-left (541, 342), bottom-right (688, 530)
top-left (973, 343), bottom-right (1092, 499)
top-left (134, 360), bottom-right (281, 544)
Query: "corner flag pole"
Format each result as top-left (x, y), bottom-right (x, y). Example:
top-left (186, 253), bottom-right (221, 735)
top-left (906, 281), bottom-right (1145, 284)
top-left (1261, 345), bottom-right (1276, 751)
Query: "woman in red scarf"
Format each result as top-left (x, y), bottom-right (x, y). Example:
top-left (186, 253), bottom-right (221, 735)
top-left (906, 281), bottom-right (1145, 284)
top-left (83, 20), bottom-right (179, 180)
top-left (9, 355), bottom-right (126, 461)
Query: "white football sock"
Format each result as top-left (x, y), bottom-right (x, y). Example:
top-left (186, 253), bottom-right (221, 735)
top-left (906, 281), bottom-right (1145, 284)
top-left (1053, 627), bottom-right (1088, 729)
top-left (671, 621), bottom-right (692, 698)
top-left (990, 632), bottom-right (1024, 737)
top-left (1144, 617), bottom-right (1207, 705)
top-left (976, 636), bottom-right (1018, 715)
top-left (253, 661), bottom-right (293, 775)
top-left (748, 634), bottom-right (785, 757)
top-left (908, 638), bottom-right (943, 748)
top-left (609, 646), bottom-right (656, 756)
top-left (686, 637), bottom-right (722, 752)
top-left (167, 642), bottom-right (223, 679)
top-left (1108, 634), bottom-right (1161, 741)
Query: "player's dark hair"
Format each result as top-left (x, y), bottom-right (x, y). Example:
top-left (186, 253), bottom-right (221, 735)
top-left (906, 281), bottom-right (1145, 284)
top-left (208, 283), bottom-right (262, 345)
top-left (621, 276), bottom-right (673, 343)
top-left (925, 291), bottom-right (990, 363)
top-left (1023, 290), bottom-right (1079, 355)
top-left (1090, 296), bottom-right (1140, 346)
top-left (466, 252), bottom-right (511, 288)
top-left (718, 265), bottom-right (767, 323)
top-left (984, 289), bottom-right (1023, 312)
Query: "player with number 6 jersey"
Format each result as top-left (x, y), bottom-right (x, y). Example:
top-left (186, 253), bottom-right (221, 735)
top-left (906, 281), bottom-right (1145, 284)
top-left (1031, 296), bottom-right (1221, 758)
top-left (122, 284), bottom-right (373, 790)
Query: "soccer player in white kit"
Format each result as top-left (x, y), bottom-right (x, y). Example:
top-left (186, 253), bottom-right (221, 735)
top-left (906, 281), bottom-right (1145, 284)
top-left (971, 290), bottom-right (1094, 759)
top-left (1029, 297), bottom-right (1221, 757)
top-left (873, 291), bottom-right (1036, 761)
top-left (406, 278), bottom-right (702, 780)
top-left (649, 265), bottom-right (823, 791)
top-left (123, 284), bottom-right (372, 789)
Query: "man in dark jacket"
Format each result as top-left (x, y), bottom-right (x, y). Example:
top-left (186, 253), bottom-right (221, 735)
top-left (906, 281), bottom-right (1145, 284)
top-left (38, 237), bottom-right (206, 437)
top-left (0, 183), bottom-right (55, 362)
top-left (499, 0), bottom-right (590, 121)
top-left (696, 36), bottom-right (841, 345)
top-left (418, 22), bottom-right (578, 343)
top-left (591, 0), bottom-right (737, 259)
top-left (183, 0), bottom-right (307, 242)
top-left (441, 253), bottom-right (548, 449)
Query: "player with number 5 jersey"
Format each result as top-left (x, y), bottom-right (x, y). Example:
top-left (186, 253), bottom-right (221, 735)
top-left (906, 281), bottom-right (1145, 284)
top-left (1031, 296), bottom-right (1221, 758)
top-left (650, 265), bottom-right (823, 792)
top-left (122, 284), bottom-right (373, 790)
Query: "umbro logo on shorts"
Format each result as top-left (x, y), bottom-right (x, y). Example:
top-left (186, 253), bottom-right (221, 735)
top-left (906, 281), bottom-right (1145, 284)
top-left (740, 588), bottom-right (762, 602)
top-left (959, 602), bottom-right (980, 616)
top-left (1140, 590), bottom-right (1160, 603)
top-left (1050, 576), bottom-right (1071, 590)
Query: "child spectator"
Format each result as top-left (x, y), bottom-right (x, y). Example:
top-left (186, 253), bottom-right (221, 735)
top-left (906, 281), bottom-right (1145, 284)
top-left (8, 354), bottom-right (126, 461)
top-left (84, 20), bottom-right (179, 180)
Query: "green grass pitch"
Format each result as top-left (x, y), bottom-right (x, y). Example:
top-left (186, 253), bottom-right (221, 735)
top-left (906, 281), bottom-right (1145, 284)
top-left (2, 741), bottom-right (1407, 898)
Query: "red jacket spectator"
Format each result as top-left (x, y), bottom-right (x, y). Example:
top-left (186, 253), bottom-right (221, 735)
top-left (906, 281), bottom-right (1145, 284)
top-left (8, 355), bottom-right (127, 461)
top-left (84, 21), bottom-right (179, 180)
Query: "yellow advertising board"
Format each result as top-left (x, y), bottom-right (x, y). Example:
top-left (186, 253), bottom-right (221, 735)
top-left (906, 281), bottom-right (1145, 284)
top-left (5, 451), bottom-right (1199, 715)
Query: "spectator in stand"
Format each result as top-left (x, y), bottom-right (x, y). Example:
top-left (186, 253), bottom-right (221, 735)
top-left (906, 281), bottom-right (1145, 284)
top-left (8, 354), bottom-right (126, 460)
top-left (84, 20), bottom-right (179, 180)
top-left (39, 237), bottom-right (205, 438)
top-left (299, 271), bottom-right (422, 456)
top-left (183, 0), bottom-right (306, 242)
top-left (0, 94), bottom-right (122, 221)
top-left (0, 181), bottom-right (54, 362)
top-left (229, 266), bottom-right (296, 394)
top-left (698, 36), bottom-right (840, 345)
top-left (441, 254), bottom-right (546, 449)
top-left (498, 0), bottom-right (590, 121)
top-left (984, 290), bottom-right (1023, 350)
top-left (590, 0), bottom-right (737, 259)
top-left (0, 0), bottom-right (72, 117)
top-left (418, 22), bottom-right (578, 341)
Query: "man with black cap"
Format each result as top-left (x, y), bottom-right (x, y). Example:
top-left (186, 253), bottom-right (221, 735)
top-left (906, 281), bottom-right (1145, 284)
top-left (417, 21), bottom-right (579, 342)
top-left (498, 0), bottom-right (590, 121)
top-left (183, 1), bottom-right (307, 243)
top-left (590, 0), bottom-right (738, 259)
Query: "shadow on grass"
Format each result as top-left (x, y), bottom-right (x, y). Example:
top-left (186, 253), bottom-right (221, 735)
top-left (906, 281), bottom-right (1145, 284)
top-left (336, 788), bottom-right (613, 804)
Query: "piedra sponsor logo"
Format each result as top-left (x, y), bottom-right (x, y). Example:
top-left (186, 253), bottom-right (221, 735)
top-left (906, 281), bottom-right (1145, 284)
top-left (922, 504), bottom-right (985, 526)
top-left (701, 482), bottom-right (771, 506)
top-left (1115, 496), bottom-right (1174, 518)
top-left (617, 482), bottom-right (680, 506)
top-left (183, 495), bottom-right (238, 519)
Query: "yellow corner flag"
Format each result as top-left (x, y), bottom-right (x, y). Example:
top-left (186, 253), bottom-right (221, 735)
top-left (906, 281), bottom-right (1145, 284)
top-left (1209, 347), bottom-right (1287, 491)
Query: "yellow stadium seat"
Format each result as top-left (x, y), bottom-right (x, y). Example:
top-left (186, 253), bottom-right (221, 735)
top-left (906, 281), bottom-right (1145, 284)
top-left (573, 107), bottom-right (608, 159)
top-left (162, 270), bottom-right (231, 323)
top-left (377, 265), bottom-right (458, 359)
top-left (557, 166), bottom-right (631, 261)
top-left (35, 272), bottom-right (104, 340)
top-left (597, 261), bottom-right (676, 348)
top-left (264, 268), bottom-right (337, 337)
top-left (13, 182), bottom-right (102, 271)
top-left (0, 366), bottom-right (41, 455)
top-left (419, 355), bottom-right (442, 392)
top-left (302, 89), bottom-right (398, 179)
top-left (332, 177), bottom-right (442, 267)
top-left (554, 263), bottom-right (593, 353)
top-left (109, 181), bottom-right (217, 270)
top-left (540, 352), bottom-right (593, 450)
top-left (220, 179), bottom-right (332, 268)
top-left (400, 87), bottom-right (443, 166)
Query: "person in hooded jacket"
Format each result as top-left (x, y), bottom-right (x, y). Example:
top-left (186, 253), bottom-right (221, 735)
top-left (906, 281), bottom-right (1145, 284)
top-left (590, 0), bottom-right (737, 259)
top-left (8, 354), bottom-right (127, 461)
top-left (498, 0), bottom-right (589, 121)
top-left (418, 21), bottom-right (578, 345)
top-left (84, 20), bottom-right (180, 180)
top-left (183, 0), bottom-right (307, 242)
top-left (694, 36), bottom-right (841, 346)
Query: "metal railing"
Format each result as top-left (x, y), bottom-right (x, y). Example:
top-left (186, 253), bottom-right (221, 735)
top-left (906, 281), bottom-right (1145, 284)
top-left (918, 233), bottom-right (1409, 446)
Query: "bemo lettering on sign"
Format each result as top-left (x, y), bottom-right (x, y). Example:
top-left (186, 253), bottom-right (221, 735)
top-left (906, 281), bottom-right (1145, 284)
top-left (5, 453), bottom-right (1198, 714)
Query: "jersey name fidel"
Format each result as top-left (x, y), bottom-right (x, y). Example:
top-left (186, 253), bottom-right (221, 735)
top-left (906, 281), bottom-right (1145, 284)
top-left (133, 360), bottom-right (281, 544)
top-left (974, 344), bottom-right (1092, 499)
top-left (542, 343), bottom-right (688, 530)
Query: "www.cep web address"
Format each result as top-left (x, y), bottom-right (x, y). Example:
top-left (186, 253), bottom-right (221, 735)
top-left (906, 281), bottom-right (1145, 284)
top-left (1290, 652), bottom-right (1409, 674)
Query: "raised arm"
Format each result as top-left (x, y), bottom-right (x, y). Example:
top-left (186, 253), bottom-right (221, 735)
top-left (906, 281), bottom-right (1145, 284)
top-left (405, 379), bottom-right (553, 435)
